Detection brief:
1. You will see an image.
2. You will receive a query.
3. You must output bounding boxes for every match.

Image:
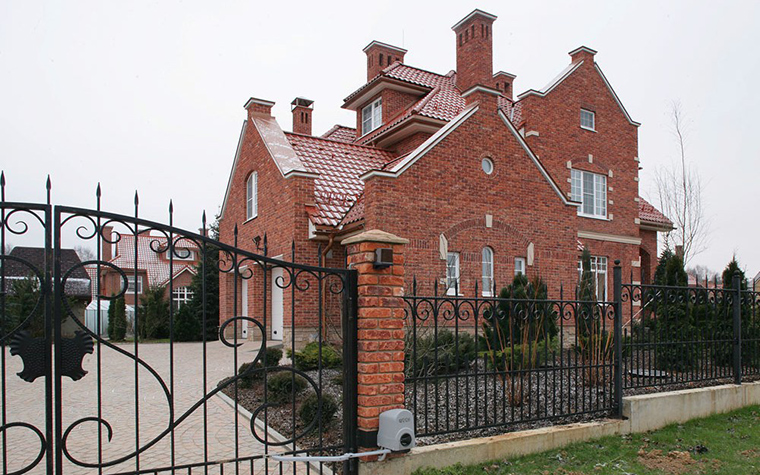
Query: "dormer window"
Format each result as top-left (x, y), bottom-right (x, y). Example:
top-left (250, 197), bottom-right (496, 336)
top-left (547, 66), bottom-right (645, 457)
top-left (362, 98), bottom-right (382, 135)
top-left (580, 109), bottom-right (595, 131)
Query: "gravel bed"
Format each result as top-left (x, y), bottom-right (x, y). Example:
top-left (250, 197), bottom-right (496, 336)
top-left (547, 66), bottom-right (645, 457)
top-left (407, 354), bottom-right (616, 445)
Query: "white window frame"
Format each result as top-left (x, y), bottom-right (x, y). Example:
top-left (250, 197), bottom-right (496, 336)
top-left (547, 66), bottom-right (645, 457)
top-left (514, 257), bottom-right (526, 276)
top-left (446, 252), bottom-right (460, 296)
top-left (127, 275), bottom-right (143, 294)
top-left (166, 247), bottom-right (195, 261)
top-left (578, 255), bottom-right (608, 301)
top-left (361, 98), bottom-right (382, 135)
top-left (580, 109), bottom-right (595, 131)
top-left (571, 169), bottom-right (607, 218)
top-left (481, 247), bottom-right (494, 296)
top-left (246, 172), bottom-right (257, 221)
top-left (172, 286), bottom-right (194, 309)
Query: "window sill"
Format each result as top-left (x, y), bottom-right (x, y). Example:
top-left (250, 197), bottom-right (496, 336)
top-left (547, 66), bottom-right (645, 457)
top-left (577, 213), bottom-right (610, 221)
top-left (243, 215), bottom-right (257, 224)
top-left (580, 126), bottom-right (597, 133)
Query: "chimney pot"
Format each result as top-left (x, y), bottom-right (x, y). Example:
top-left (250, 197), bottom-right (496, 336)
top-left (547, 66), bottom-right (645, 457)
top-left (453, 9), bottom-right (497, 93)
top-left (291, 97), bottom-right (314, 135)
top-left (363, 41), bottom-right (407, 81)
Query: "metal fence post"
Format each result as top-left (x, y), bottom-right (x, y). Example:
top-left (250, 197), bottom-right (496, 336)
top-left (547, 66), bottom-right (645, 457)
top-left (733, 271), bottom-right (742, 385)
top-left (613, 260), bottom-right (623, 416)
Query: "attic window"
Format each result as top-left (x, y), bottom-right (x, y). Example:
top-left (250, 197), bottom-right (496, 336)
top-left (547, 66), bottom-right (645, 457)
top-left (361, 98), bottom-right (382, 135)
top-left (581, 109), bottom-right (596, 131)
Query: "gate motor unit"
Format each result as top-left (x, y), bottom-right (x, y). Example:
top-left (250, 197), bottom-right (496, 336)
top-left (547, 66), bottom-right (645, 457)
top-left (377, 409), bottom-right (415, 451)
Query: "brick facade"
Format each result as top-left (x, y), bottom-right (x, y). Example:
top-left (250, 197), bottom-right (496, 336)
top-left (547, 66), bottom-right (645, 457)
top-left (217, 8), bottom-right (672, 347)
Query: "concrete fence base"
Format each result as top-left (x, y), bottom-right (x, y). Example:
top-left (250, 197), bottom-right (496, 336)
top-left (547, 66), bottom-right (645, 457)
top-left (360, 381), bottom-right (760, 475)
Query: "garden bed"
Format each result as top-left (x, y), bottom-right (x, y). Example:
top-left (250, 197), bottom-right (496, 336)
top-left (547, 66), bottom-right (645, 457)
top-left (220, 367), bottom-right (345, 451)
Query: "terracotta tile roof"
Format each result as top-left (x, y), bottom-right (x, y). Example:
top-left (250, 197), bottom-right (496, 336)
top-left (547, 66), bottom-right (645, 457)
top-left (321, 125), bottom-right (357, 143)
top-left (107, 234), bottom-right (199, 289)
top-left (638, 198), bottom-right (673, 228)
top-left (339, 193), bottom-right (365, 227)
top-left (285, 134), bottom-right (396, 226)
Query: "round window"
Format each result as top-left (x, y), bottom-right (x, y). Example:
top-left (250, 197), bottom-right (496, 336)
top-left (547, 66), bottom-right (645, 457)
top-left (481, 157), bottom-right (494, 175)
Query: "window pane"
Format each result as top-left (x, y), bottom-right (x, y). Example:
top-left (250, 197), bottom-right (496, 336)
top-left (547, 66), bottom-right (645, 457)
top-left (515, 257), bottom-right (525, 276)
top-left (373, 99), bottom-right (382, 126)
top-left (571, 169), bottom-right (581, 202)
top-left (594, 174), bottom-right (606, 216)
top-left (447, 252), bottom-right (459, 292)
top-left (482, 248), bottom-right (493, 294)
top-left (582, 172), bottom-right (594, 215)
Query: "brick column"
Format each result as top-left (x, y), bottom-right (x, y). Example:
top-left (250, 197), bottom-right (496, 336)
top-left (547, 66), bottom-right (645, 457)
top-left (342, 229), bottom-right (408, 447)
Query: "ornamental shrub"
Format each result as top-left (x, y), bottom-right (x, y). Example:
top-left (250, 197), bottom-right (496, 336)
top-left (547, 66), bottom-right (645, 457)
top-left (299, 393), bottom-right (338, 429)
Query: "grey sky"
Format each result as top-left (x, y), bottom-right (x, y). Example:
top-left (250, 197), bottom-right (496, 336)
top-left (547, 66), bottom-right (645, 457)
top-left (1, 1), bottom-right (758, 277)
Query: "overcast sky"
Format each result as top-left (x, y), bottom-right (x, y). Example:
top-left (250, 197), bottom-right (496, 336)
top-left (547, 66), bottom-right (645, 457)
top-left (1, 0), bottom-right (758, 278)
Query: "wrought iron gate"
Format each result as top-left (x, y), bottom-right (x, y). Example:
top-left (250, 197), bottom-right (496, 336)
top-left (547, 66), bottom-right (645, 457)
top-left (0, 178), bottom-right (358, 475)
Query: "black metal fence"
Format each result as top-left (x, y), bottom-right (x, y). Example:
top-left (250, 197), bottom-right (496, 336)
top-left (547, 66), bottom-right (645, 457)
top-left (621, 275), bottom-right (760, 390)
top-left (403, 275), bottom-right (619, 438)
top-left (404, 264), bottom-right (760, 439)
top-left (0, 175), bottom-right (358, 475)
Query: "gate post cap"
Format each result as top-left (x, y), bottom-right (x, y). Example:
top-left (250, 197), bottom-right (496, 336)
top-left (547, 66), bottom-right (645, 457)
top-left (341, 229), bottom-right (409, 246)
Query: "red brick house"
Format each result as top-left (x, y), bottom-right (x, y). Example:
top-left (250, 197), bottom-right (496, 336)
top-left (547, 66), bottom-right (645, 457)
top-left (219, 9), bottom-right (672, 344)
top-left (84, 226), bottom-right (200, 335)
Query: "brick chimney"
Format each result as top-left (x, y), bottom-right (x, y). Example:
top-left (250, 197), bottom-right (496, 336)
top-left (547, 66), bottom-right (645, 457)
top-left (493, 71), bottom-right (516, 100)
top-left (244, 97), bottom-right (275, 120)
top-left (453, 9), bottom-right (497, 93)
top-left (569, 46), bottom-right (597, 64)
top-left (363, 40), bottom-right (407, 81)
top-left (101, 225), bottom-right (114, 260)
top-left (291, 97), bottom-right (314, 135)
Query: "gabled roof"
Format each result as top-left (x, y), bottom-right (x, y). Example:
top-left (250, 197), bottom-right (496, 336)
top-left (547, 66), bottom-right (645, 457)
top-left (638, 198), bottom-right (673, 230)
top-left (321, 125), bottom-right (356, 143)
top-left (107, 234), bottom-right (199, 289)
top-left (284, 133), bottom-right (396, 226)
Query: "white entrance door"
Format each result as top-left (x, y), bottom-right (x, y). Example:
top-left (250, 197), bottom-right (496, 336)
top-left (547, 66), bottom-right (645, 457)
top-left (241, 277), bottom-right (249, 339)
top-left (271, 267), bottom-right (284, 341)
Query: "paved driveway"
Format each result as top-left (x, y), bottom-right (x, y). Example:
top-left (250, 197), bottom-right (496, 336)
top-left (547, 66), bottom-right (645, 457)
top-left (2, 340), bottom-right (313, 474)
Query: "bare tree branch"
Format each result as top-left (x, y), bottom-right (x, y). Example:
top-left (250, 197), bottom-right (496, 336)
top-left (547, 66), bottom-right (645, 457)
top-left (654, 101), bottom-right (710, 264)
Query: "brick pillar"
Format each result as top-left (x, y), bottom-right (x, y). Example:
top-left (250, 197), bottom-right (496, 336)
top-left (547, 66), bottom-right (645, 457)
top-left (341, 229), bottom-right (408, 447)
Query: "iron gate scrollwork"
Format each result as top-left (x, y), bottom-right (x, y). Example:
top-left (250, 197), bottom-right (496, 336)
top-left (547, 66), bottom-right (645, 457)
top-left (0, 175), bottom-right (358, 475)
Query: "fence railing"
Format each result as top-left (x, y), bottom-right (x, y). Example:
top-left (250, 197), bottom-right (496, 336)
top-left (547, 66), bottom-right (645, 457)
top-left (403, 276), bottom-right (618, 438)
top-left (404, 262), bottom-right (760, 439)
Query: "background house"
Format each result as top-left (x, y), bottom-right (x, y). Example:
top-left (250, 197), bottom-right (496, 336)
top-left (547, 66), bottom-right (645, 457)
top-left (84, 226), bottom-right (199, 336)
top-left (218, 8), bottom-right (673, 345)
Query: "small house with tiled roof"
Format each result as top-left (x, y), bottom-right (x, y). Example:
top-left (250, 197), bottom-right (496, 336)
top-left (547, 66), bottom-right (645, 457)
top-left (87, 226), bottom-right (200, 309)
top-left (219, 9), bottom-right (672, 344)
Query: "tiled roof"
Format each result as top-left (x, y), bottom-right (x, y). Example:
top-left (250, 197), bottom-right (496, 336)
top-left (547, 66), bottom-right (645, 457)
top-left (638, 198), bottom-right (673, 228)
top-left (285, 134), bottom-right (396, 226)
top-left (321, 125), bottom-right (357, 143)
top-left (107, 234), bottom-right (199, 289)
top-left (339, 193), bottom-right (365, 227)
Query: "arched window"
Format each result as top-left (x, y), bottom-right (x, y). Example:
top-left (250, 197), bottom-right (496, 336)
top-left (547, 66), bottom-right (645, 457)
top-left (246, 172), bottom-right (257, 220)
top-left (482, 247), bottom-right (494, 296)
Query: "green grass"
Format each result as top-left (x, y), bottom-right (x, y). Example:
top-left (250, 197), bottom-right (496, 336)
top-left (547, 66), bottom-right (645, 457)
top-left (414, 405), bottom-right (760, 475)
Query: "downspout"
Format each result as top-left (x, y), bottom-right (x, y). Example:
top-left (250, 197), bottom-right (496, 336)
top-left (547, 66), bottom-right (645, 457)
top-left (320, 232), bottom-right (336, 342)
